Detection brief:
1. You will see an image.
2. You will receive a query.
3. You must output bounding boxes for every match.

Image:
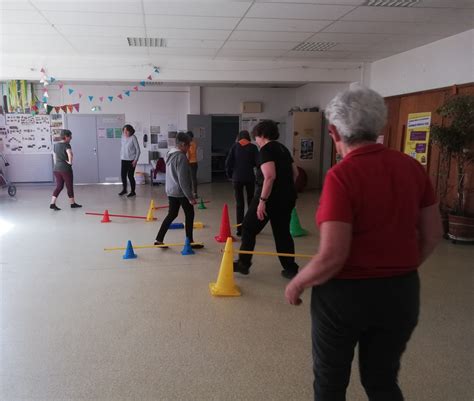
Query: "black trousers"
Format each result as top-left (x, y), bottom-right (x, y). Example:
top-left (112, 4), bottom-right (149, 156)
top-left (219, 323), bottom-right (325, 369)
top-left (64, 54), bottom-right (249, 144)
top-left (189, 163), bottom-right (198, 196)
top-left (311, 271), bottom-right (420, 401)
top-left (121, 160), bottom-right (136, 193)
top-left (156, 197), bottom-right (195, 243)
top-left (239, 196), bottom-right (298, 271)
top-left (233, 181), bottom-right (255, 232)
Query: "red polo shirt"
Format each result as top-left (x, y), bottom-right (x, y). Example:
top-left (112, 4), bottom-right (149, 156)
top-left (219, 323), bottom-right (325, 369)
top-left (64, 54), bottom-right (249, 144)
top-left (316, 144), bottom-right (436, 279)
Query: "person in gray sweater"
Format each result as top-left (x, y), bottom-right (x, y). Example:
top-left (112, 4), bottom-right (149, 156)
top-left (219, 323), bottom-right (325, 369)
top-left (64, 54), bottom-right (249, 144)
top-left (155, 132), bottom-right (204, 249)
top-left (119, 124), bottom-right (141, 198)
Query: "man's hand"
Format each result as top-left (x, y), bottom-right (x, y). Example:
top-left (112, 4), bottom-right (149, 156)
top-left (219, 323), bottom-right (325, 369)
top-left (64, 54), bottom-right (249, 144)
top-left (190, 198), bottom-right (197, 205)
top-left (132, 160), bottom-right (137, 168)
top-left (285, 281), bottom-right (303, 306)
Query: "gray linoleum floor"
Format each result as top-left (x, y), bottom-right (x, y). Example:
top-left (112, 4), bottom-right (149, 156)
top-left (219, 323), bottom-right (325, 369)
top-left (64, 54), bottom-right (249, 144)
top-left (0, 183), bottom-right (473, 401)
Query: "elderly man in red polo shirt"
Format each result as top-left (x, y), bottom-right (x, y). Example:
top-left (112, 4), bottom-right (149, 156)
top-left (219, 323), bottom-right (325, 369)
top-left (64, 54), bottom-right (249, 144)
top-left (285, 86), bottom-right (442, 401)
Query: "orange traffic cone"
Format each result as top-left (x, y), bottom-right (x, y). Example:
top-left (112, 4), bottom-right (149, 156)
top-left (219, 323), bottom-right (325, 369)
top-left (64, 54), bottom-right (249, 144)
top-left (209, 237), bottom-right (241, 297)
top-left (101, 209), bottom-right (111, 223)
top-left (214, 203), bottom-right (234, 243)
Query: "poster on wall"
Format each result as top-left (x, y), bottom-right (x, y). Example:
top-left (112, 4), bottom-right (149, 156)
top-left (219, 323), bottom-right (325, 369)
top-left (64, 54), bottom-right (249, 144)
top-left (403, 112), bottom-right (432, 165)
top-left (3, 114), bottom-right (52, 154)
top-left (300, 138), bottom-right (314, 160)
top-left (50, 114), bottom-right (64, 141)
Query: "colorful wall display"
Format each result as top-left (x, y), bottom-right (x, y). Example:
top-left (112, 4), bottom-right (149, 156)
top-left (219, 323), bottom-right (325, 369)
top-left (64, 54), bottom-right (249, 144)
top-left (403, 112), bottom-right (432, 165)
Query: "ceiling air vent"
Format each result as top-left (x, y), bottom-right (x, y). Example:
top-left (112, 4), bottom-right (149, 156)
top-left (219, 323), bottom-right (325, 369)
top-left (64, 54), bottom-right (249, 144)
top-left (293, 42), bottom-right (337, 52)
top-left (127, 37), bottom-right (167, 47)
top-left (365, 0), bottom-right (419, 6)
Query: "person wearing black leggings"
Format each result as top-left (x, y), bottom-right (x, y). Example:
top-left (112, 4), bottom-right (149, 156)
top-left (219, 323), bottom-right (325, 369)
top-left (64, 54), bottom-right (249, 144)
top-left (119, 124), bottom-right (140, 198)
top-left (155, 132), bottom-right (203, 249)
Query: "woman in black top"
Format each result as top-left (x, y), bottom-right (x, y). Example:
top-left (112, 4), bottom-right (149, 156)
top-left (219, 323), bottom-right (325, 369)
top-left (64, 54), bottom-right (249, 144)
top-left (233, 120), bottom-right (299, 279)
top-left (50, 130), bottom-right (81, 210)
top-left (225, 130), bottom-right (259, 236)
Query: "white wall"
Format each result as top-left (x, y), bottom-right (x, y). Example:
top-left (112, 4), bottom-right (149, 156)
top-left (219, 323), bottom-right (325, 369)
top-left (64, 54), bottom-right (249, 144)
top-left (294, 83), bottom-right (349, 111)
top-left (370, 29), bottom-right (474, 97)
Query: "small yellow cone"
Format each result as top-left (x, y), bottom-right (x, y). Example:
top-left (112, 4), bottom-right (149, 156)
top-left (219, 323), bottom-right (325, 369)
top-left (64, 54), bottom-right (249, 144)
top-left (209, 237), bottom-right (241, 297)
top-left (146, 199), bottom-right (155, 222)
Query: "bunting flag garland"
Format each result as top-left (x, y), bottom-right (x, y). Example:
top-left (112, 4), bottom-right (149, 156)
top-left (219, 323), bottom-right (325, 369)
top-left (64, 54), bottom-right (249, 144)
top-left (133, 86), bottom-right (138, 91)
top-left (49, 77), bottom-right (56, 83)
top-left (153, 66), bottom-right (160, 74)
top-left (42, 96), bottom-right (48, 103)
top-left (99, 96), bottom-right (104, 102)
top-left (46, 105), bottom-right (53, 114)
top-left (108, 96), bottom-right (113, 102)
top-left (68, 88), bottom-right (74, 95)
top-left (117, 94), bottom-right (123, 100)
top-left (140, 81), bottom-right (146, 87)
top-left (67, 104), bottom-right (74, 113)
top-left (88, 96), bottom-right (94, 102)
top-left (55, 106), bottom-right (61, 113)
top-left (78, 93), bottom-right (83, 98)
top-left (147, 75), bottom-right (152, 80)
top-left (61, 105), bottom-right (68, 113)
top-left (73, 103), bottom-right (80, 112)
top-left (124, 91), bottom-right (130, 96)
top-left (59, 83), bottom-right (64, 89)
top-left (40, 68), bottom-right (46, 73)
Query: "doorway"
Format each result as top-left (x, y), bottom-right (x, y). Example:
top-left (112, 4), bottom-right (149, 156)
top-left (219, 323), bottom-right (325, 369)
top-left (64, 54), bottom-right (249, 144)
top-left (211, 115), bottom-right (240, 181)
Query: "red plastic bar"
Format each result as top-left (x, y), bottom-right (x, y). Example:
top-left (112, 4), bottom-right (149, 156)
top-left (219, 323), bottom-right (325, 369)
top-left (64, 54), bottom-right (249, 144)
top-left (85, 212), bottom-right (156, 220)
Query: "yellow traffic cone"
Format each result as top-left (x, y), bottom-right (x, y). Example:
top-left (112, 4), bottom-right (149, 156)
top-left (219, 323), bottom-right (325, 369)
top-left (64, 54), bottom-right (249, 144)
top-left (146, 199), bottom-right (155, 222)
top-left (209, 237), bottom-right (241, 297)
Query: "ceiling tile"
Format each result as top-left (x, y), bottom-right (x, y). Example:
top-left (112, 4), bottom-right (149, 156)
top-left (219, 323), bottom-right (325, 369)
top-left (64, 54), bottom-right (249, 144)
top-left (1, 23), bottom-right (57, 35)
top-left (31, 0), bottom-right (142, 13)
top-left (343, 6), bottom-right (474, 25)
top-left (308, 32), bottom-right (393, 43)
top-left (324, 20), bottom-right (472, 36)
top-left (55, 25), bottom-right (146, 37)
top-left (166, 39), bottom-right (224, 48)
top-left (230, 30), bottom-right (312, 41)
top-left (68, 36), bottom-right (128, 47)
top-left (254, 0), bottom-right (365, 4)
top-left (0, 0), bottom-right (35, 10)
top-left (143, 1), bottom-right (251, 17)
top-left (74, 46), bottom-right (148, 56)
top-left (145, 15), bottom-right (240, 30)
top-left (238, 18), bottom-right (332, 32)
top-left (217, 48), bottom-right (286, 57)
top-left (146, 28), bottom-right (231, 40)
top-left (413, 0), bottom-right (474, 8)
top-left (41, 11), bottom-right (143, 26)
top-left (224, 40), bottom-right (298, 50)
top-left (0, 9), bottom-right (46, 24)
top-left (247, 3), bottom-right (356, 20)
top-left (1, 35), bottom-right (74, 53)
top-left (148, 47), bottom-right (217, 56)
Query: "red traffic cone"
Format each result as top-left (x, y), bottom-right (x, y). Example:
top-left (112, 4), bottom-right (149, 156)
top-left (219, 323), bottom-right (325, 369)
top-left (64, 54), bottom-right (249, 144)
top-left (101, 209), bottom-right (111, 223)
top-left (215, 203), bottom-right (234, 243)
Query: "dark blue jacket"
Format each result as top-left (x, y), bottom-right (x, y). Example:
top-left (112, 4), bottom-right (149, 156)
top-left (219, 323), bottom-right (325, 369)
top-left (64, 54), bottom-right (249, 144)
top-left (225, 139), bottom-right (259, 183)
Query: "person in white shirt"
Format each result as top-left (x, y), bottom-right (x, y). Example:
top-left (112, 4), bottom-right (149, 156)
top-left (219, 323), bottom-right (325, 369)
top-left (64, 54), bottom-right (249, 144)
top-left (119, 124), bottom-right (140, 198)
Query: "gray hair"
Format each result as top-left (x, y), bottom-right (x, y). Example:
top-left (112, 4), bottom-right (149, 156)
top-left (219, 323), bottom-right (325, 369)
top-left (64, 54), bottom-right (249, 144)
top-left (325, 86), bottom-right (387, 145)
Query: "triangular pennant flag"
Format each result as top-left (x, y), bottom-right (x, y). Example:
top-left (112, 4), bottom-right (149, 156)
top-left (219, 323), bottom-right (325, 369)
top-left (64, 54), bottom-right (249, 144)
top-left (40, 68), bottom-right (45, 73)
top-left (55, 106), bottom-right (61, 113)
top-left (49, 77), bottom-right (56, 83)
top-left (133, 86), bottom-right (138, 91)
top-left (42, 88), bottom-right (48, 93)
top-left (99, 96), bottom-right (104, 102)
top-left (61, 105), bottom-right (68, 113)
top-left (73, 103), bottom-right (80, 112)
top-left (78, 93), bottom-right (83, 98)
top-left (42, 96), bottom-right (48, 103)
top-left (108, 96), bottom-right (113, 102)
top-left (147, 75), bottom-right (152, 80)
top-left (140, 81), bottom-right (146, 87)
top-left (46, 105), bottom-right (53, 114)
top-left (67, 104), bottom-right (73, 113)
top-left (153, 66), bottom-right (160, 74)
top-left (68, 88), bottom-right (74, 95)
top-left (59, 83), bottom-right (64, 89)
top-left (88, 96), bottom-right (94, 102)
top-left (124, 91), bottom-right (131, 96)
top-left (117, 94), bottom-right (123, 100)
top-left (43, 81), bottom-right (49, 87)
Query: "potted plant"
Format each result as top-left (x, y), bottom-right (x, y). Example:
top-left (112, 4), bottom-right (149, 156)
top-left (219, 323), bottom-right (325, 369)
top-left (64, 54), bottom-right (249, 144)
top-left (431, 94), bottom-right (474, 242)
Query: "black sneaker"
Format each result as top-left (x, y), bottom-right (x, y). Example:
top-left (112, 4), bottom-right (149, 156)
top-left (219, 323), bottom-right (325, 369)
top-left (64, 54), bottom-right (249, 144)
top-left (127, 192), bottom-right (136, 198)
top-left (71, 203), bottom-right (82, 208)
top-left (191, 243), bottom-right (204, 249)
top-left (154, 241), bottom-right (169, 249)
top-left (50, 204), bottom-right (61, 211)
top-left (236, 230), bottom-right (242, 237)
top-left (118, 190), bottom-right (127, 196)
top-left (233, 260), bottom-right (250, 275)
top-left (281, 268), bottom-right (298, 280)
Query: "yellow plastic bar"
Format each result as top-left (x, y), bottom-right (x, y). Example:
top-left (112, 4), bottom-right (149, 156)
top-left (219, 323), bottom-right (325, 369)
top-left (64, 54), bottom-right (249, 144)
top-left (104, 242), bottom-right (204, 251)
top-left (233, 249), bottom-right (314, 258)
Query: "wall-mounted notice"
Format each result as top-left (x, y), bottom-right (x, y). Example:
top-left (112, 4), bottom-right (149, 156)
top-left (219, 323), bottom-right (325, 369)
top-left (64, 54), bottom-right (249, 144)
top-left (50, 114), bottom-right (64, 141)
top-left (98, 128), bottom-right (106, 138)
top-left (300, 138), bottom-right (314, 160)
top-left (3, 114), bottom-right (52, 154)
top-left (403, 112), bottom-right (431, 165)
